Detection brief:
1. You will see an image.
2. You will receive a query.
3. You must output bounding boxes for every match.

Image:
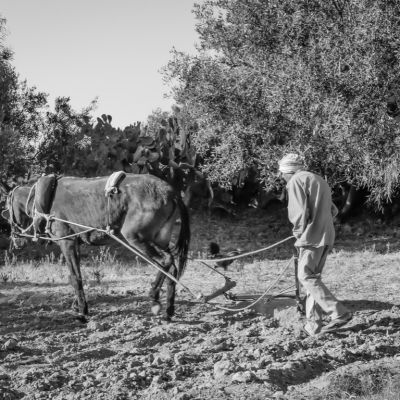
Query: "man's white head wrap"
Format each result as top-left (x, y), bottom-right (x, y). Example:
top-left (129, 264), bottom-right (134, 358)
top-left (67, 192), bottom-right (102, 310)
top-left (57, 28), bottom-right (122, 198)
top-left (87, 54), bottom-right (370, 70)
top-left (278, 153), bottom-right (304, 174)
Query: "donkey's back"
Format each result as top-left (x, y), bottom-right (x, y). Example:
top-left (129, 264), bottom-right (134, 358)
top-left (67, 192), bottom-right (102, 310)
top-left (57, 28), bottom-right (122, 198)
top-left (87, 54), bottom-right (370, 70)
top-left (52, 174), bottom-right (177, 237)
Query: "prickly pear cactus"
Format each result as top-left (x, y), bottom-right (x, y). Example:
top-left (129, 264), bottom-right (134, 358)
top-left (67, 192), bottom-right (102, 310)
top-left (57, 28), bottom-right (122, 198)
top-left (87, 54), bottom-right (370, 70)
top-left (61, 113), bottom-right (201, 193)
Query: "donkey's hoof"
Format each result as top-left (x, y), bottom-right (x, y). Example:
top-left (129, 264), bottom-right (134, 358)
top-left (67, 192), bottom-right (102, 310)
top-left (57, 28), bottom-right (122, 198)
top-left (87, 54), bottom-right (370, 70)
top-left (71, 304), bottom-right (88, 317)
top-left (75, 314), bottom-right (88, 323)
top-left (151, 303), bottom-right (161, 315)
top-left (71, 300), bottom-right (79, 313)
top-left (162, 315), bottom-right (172, 323)
top-left (71, 305), bottom-right (80, 313)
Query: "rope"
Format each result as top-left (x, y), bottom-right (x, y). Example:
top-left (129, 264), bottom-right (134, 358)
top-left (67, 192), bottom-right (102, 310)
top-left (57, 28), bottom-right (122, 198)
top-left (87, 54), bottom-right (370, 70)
top-left (193, 235), bottom-right (295, 263)
top-left (198, 260), bottom-right (230, 278)
top-left (16, 228), bottom-right (95, 242)
top-left (15, 214), bottom-right (201, 298)
top-left (204, 256), bottom-right (294, 312)
top-left (106, 232), bottom-right (200, 299)
top-left (25, 184), bottom-right (36, 217)
top-left (227, 284), bottom-right (297, 301)
top-left (3, 186), bottom-right (35, 236)
top-left (47, 216), bottom-right (109, 232)
top-left (18, 222), bottom-right (34, 235)
top-left (7, 209), bottom-right (297, 309)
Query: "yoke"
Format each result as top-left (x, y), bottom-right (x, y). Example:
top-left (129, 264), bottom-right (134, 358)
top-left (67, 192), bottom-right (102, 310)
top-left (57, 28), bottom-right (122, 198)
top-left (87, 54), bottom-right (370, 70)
top-left (105, 171), bottom-right (126, 196)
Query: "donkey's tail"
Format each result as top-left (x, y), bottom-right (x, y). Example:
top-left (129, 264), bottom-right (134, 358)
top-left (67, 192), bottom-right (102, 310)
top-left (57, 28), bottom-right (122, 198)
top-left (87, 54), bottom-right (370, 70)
top-left (174, 194), bottom-right (190, 279)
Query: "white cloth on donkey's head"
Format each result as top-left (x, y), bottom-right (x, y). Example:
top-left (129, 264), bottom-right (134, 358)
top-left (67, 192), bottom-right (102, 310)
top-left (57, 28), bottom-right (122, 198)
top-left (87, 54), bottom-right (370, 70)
top-left (278, 153), bottom-right (304, 174)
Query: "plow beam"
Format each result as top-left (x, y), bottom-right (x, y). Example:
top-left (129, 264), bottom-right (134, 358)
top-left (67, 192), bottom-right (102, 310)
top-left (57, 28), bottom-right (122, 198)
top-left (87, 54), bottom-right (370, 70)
top-left (200, 277), bottom-right (237, 303)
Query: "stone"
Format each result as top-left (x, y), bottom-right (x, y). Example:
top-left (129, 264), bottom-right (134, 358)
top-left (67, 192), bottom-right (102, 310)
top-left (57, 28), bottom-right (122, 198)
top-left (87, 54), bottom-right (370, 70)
top-left (151, 375), bottom-right (164, 385)
top-left (0, 373), bottom-right (10, 381)
top-left (231, 371), bottom-right (254, 383)
top-left (87, 320), bottom-right (108, 331)
top-left (152, 355), bottom-right (164, 366)
top-left (2, 338), bottom-right (17, 350)
top-left (213, 360), bottom-right (233, 379)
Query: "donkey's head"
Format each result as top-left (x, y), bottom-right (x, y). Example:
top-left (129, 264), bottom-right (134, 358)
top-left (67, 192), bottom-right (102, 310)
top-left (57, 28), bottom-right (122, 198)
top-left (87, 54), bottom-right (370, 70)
top-left (1, 186), bottom-right (33, 249)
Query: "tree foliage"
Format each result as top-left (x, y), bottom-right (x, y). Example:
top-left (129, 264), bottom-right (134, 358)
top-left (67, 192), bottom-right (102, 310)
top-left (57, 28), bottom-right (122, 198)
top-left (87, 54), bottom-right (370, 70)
top-left (36, 97), bottom-right (96, 174)
top-left (163, 0), bottom-right (400, 206)
top-left (0, 15), bottom-right (196, 197)
top-left (0, 16), bottom-right (48, 183)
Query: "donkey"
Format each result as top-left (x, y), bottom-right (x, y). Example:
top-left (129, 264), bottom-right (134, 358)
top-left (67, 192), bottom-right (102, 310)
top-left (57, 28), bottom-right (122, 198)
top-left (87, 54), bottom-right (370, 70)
top-left (2, 174), bottom-right (190, 322)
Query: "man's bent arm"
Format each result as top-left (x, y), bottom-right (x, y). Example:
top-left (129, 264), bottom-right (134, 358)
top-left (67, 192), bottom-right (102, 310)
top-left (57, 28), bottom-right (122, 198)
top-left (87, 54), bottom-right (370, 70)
top-left (287, 179), bottom-right (309, 239)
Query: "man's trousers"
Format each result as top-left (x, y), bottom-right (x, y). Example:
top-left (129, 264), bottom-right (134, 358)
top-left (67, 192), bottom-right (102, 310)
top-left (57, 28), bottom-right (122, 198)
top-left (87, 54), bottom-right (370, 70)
top-left (297, 245), bottom-right (349, 333)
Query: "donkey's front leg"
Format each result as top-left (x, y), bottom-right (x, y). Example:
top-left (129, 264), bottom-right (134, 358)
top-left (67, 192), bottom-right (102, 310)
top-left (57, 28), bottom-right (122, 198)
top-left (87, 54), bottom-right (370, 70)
top-left (149, 271), bottom-right (166, 316)
top-left (59, 239), bottom-right (88, 318)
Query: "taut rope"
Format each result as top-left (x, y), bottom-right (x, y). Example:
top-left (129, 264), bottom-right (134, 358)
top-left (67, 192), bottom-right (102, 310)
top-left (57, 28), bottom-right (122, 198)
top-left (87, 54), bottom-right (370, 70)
top-left (192, 235), bottom-right (294, 262)
top-left (6, 206), bottom-right (296, 308)
top-left (203, 256), bottom-right (294, 312)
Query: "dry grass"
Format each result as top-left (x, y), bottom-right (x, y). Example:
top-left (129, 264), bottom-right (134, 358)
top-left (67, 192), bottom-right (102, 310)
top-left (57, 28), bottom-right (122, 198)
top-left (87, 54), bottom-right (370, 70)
top-left (320, 369), bottom-right (400, 400)
top-left (0, 250), bottom-right (67, 284)
top-left (1, 245), bottom-right (400, 298)
top-left (0, 247), bottom-right (143, 284)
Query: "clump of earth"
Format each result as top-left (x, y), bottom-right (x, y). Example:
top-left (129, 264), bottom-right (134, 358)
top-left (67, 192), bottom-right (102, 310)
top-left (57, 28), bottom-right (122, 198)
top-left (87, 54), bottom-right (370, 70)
top-left (1, 207), bottom-right (400, 399)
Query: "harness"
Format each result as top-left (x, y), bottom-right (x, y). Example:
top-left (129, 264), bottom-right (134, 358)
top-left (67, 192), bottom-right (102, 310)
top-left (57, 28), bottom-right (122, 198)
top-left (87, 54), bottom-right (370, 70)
top-left (104, 171), bottom-right (126, 233)
top-left (1, 186), bottom-right (34, 243)
top-left (1, 176), bottom-right (300, 311)
top-left (3, 172), bottom-right (127, 242)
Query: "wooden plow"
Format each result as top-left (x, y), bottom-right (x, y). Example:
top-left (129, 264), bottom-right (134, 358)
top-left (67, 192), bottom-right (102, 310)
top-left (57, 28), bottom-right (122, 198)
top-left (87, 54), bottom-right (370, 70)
top-left (192, 238), bottom-right (305, 314)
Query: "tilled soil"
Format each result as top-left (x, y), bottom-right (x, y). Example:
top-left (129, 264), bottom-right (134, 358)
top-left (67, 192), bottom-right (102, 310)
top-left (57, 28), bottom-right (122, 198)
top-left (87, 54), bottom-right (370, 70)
top-left (1, 207), bottom-right (400, 399)
top-left (1, 257), bottom-right (400, 400)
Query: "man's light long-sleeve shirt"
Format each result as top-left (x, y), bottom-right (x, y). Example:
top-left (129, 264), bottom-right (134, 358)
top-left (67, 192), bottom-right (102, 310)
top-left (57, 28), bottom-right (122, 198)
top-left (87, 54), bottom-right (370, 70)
top-left (286, 170), bottom-right (336, 247)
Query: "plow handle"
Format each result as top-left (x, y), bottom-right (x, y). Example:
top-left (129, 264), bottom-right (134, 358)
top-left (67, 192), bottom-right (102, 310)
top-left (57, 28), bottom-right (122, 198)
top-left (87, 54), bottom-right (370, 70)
top-left (293, 247), bottom-right (300, 300)
top-left (293, 247), bottom-right (305, 314)
top-left (201, 278), bottom-right (237, 303)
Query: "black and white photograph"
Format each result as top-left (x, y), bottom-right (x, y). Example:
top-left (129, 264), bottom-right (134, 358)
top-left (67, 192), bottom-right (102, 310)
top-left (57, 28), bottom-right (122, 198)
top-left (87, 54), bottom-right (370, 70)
top-left (1, 1), bottom-right (400, 399)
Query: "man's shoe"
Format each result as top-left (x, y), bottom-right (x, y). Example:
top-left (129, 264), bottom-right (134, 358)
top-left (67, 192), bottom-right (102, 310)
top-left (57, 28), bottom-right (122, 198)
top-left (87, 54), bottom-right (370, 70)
top-left (321, 312), bottom-right (353, 333)
top-left (301, 322), bottom-right (322, 338)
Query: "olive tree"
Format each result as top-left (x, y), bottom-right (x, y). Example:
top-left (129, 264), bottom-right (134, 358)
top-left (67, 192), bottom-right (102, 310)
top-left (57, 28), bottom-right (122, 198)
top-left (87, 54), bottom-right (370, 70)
top-left (0, 16), bottom-right (48, 182)
top-left (164, 0), bottom-right (400, 206)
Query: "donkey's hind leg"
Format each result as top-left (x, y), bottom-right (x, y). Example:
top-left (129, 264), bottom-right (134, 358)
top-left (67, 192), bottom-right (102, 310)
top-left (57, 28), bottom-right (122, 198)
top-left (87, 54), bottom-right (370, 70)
top-left (59, 239), bottom-right (88, 319)
top-left (121, 233), bottom-right (176, 320)
top-left (149, 271), bottom-right (166, 316)
top-left (164, 260), bottom-right (178, 321)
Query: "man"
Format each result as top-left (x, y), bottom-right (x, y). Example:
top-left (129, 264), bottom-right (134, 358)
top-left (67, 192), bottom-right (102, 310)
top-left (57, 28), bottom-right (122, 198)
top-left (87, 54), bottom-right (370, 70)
top-left (278, 153), bottom-right (352, 336)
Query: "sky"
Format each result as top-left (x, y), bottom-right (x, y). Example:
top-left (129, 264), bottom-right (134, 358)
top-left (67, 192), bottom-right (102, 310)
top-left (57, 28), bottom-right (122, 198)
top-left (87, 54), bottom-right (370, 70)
top-left (1, 0), bottom-right (201, 128)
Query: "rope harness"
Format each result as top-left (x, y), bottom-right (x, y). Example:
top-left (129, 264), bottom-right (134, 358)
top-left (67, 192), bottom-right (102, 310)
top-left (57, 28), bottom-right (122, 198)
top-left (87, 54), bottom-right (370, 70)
top-left (3, 180), bottom-right (298, 312)
top-left (7, 212), bottom-right (298, 310)
top-left (1, 186), bottom-right (34, 239)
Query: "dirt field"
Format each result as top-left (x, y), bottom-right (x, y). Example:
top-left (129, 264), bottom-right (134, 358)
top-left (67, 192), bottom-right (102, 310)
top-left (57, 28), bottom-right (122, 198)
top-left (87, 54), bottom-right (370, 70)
top-left (1, 206), bottom-right (400, 399)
